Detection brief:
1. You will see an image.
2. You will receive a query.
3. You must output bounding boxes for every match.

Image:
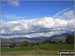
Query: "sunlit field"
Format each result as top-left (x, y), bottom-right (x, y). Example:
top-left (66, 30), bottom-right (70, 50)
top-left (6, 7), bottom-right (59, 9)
top-left (1, 44), bottom-right (74, 55)
top-left (0, 1), bottom-right (74, 56)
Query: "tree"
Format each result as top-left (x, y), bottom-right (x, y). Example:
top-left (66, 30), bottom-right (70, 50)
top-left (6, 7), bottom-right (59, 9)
top-left (35, 42), bottom-right (40, 45)
top-left (9, 42), bottom-right (16, 48)
top-left (1, 44), bottom-right (8, 47)
top-left (20, 40), bottom-right (30, 47)
top-left (43, 40), bottom-right (55, 44)
top-left (66, 35), bottom-right (74, 44)
top-left (58, 40), bottom-right (63, 44)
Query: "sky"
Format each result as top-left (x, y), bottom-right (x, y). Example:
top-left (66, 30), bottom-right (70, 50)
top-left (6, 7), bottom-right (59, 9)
top-left (1, 0), bottom-right (74, 22)
top-left (0, 0), bottom-right (74, 38)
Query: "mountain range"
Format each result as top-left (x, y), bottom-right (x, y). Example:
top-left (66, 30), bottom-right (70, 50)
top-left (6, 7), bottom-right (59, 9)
top-left (1, 31), bottom-right (74, 44)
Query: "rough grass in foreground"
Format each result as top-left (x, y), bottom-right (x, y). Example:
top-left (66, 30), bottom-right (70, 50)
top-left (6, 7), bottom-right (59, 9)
top-left (1, 46), bottom-right (32, 52)
top-left (1, 44), bottom-right (74, 55)
top-left (37, 44), bottom-right (74, 51)
top-left (1, 50), bottom-right (58, 55)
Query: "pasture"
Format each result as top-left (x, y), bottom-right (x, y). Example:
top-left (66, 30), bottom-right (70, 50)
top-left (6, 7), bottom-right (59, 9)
top-left (1, 44), bottom-right (74, 55)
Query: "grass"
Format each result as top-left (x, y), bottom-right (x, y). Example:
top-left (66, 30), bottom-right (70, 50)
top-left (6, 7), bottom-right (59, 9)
top-left (1, 44), bottom-right (74, 55)
top-left (1, 50), bottom-right (58, 55)
top-left (37, 44), bottom-right (74, 51)
top-left (1, 46), bottom-right (32, 52)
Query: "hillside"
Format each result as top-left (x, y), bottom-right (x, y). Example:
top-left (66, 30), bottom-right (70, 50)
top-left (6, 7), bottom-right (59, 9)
top-left (1, 32), bottom-right (74, 44)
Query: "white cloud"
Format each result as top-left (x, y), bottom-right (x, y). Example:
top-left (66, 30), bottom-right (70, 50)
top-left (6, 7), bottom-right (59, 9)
top-left (63, 10), bottom-right (73, 19)
top-left (0, 16), bottom-right (74, 38)
top-left (0, 9), bottom-right (74, 38)
top-left (5, 15), bottom-right (26, 19)
top-left (53, 7), bottom-right (70, 18)
top-left (7, 0), bottom-right (19, 7)
top-left (53, 6), bottom-right (74, 20)
top-left (54, 10), bottom-right (74, 20)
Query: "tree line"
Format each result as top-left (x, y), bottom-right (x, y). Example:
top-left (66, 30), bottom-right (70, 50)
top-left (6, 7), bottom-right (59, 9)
top-left (1, 35), bottom-right (74, 48)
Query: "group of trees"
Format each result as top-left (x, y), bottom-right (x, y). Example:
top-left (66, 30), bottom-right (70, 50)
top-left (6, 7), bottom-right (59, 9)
top-left (1, 40), bottom-right (40, 48)
top-left (9, 40), bottom-right (31, 48)
top-left (66, 35), bottom-right (74, 44)
top-left (42, 40), bottom-right (66, 44)
top-left (43, 35), bottom-right (74, 44)
top-left (20, 40), bottom-right (30, 47)
top-left (43, 40), bottom-right (56, 44)
top-left (9, 42), bottom-right (16, 48)
top-left (1, 35), bottom-right (74, 48)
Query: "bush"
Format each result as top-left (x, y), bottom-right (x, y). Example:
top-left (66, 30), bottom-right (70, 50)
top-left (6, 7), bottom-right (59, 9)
top-left (43, 40), bottom-right (56, 44)
top-left (20, 40), bottom-right (30, 47)
top-left (66, 35), bottom-right (74, 44)
top-left (9, 42), bottom-right (16, 48)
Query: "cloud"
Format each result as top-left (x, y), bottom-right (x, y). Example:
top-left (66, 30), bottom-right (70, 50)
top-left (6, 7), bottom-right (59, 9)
top-left (0, 16), bottom-right (74, 38)
top-left (54, 10), bottom-right (74, 20)
top-left (63, 10), bottom-right (73, 19)
top-left (5, 15), bottom-right (26, 19)
top-left (53, 7), bottom-right (70, 18)
top-left (53, 7), bottom-right (74, 20)
top-left (0, 9), bottom-right (74, 38)
top-left (7, 0), bottom-right (19, 7)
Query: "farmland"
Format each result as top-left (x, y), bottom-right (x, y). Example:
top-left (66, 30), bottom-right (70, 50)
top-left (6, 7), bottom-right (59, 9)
top-left (1, 44), bottom-right (74, 55)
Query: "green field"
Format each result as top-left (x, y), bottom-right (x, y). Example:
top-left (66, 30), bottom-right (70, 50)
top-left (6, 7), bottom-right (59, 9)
top-left (37, 44), bottom-right (74, 51)
top-left (1, 44), bottom-right (74, 55)
top-left (1, 46), bottom-right (32, 52)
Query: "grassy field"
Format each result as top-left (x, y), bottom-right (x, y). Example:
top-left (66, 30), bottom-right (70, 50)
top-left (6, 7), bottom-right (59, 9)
top-left (1, 50), bottom-right (58, 55)
top-left (1, 44), bottom-right (74, 55)
top-left (1, 46), bottom-right (32, 52)
top-left (37, 44), bottom-right (74, 51)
